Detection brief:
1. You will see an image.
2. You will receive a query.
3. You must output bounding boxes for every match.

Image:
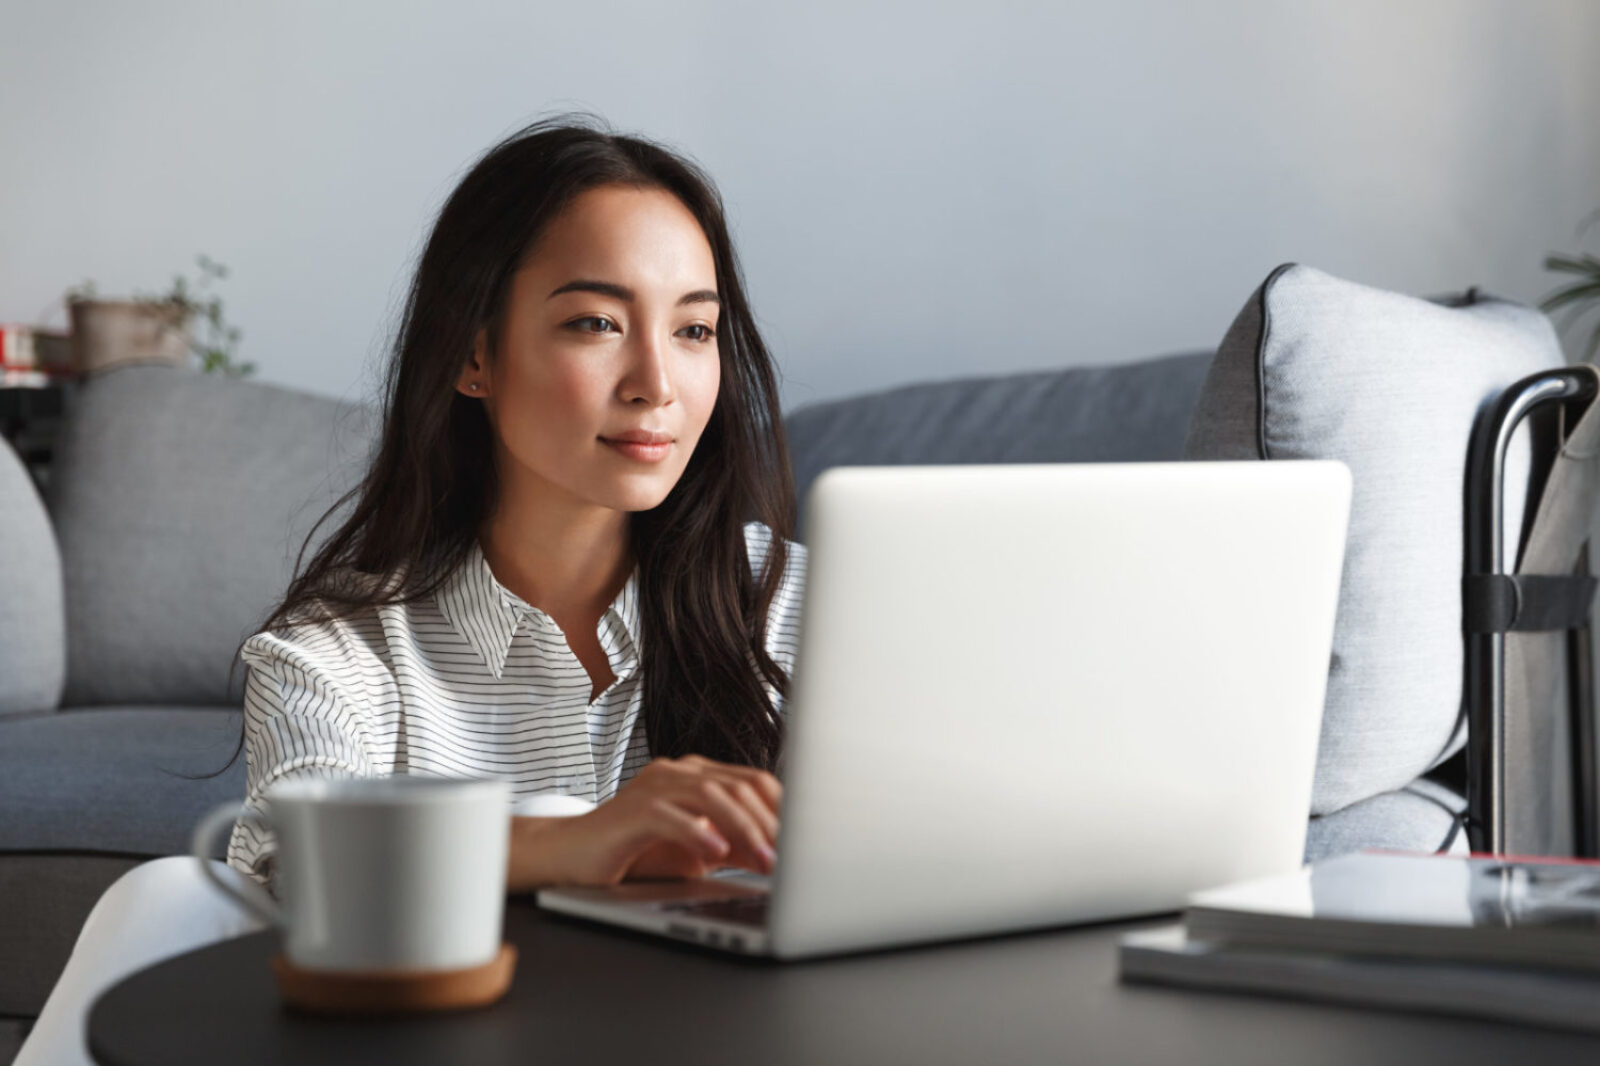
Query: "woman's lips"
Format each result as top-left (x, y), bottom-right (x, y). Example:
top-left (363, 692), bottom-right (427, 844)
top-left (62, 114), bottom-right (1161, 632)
top-left (600, 437), bottom-right (673, 462)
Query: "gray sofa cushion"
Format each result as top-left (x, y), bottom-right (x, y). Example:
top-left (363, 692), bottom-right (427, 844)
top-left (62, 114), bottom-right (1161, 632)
top-left (49, 366), bottom-right (377, 705)
top-left (0, 434), bottom-right (65, 717)
top-left (784, 351), bottom-right (1213, 532)
top-left (0, 708), bottom-right (244, 856)
top-left (1183, 264), bottom-right (1563, 817)
top-left (1304, 777), bottom-right (1467, 862)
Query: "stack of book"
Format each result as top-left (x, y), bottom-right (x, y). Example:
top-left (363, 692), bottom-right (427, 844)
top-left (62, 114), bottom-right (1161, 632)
top-left (0, 324), bottom-right (72, 387)
top-left (1119, 850), bottom-right (1600, 1033)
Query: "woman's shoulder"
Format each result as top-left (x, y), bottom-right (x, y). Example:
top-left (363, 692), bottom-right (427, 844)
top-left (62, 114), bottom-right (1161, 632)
top-left (240, 568), bottom-right (402, 675)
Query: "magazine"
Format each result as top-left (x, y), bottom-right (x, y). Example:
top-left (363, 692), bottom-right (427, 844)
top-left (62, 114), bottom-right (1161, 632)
top-left (1120, 924), bottom-right (1600, 1034)
top-left (1184, 850), bottom-right (1600, 971)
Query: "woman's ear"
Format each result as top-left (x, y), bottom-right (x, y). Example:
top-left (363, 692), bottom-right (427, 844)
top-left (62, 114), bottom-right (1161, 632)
top-left (455, 329), bottom-right (491, 398)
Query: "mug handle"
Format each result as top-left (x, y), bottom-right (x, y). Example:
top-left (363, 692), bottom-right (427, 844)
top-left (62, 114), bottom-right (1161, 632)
top-left (191, 801), bottom-right (283, 927)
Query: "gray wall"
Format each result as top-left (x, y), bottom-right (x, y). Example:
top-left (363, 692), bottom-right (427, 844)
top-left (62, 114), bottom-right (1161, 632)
top-left (2, 0), bottom-right (1598, 410)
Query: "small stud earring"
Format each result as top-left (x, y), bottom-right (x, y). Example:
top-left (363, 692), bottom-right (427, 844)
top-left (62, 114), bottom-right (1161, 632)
top-left (469, 383), bottom-right (480, 391)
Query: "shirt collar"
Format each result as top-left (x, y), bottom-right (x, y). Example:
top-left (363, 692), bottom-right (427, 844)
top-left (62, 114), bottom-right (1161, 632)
top-left (435, 539), bottom-right (641, 682)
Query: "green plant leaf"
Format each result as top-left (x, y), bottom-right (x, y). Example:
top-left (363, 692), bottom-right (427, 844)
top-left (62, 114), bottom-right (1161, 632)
top-left (1579, 207), bottom-right (1600, 241)
top-left (1541, 279), bottom-right (1600, 314)
top-left (1545, 254), bottom-right (1600, 277)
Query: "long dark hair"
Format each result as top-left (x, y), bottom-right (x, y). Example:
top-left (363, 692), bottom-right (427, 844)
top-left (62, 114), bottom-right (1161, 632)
top-left (204, 113), bottom-right (796, 778)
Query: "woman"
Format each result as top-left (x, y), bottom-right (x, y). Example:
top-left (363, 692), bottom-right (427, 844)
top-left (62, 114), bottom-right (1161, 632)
top-left (17, 113), bottom-right (806, 1066)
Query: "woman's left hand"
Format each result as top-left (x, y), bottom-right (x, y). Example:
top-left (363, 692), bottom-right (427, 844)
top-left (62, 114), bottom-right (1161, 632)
top-left (505, 754), bottom-right (782, 890)
top-left (621, 838), bottom-right (724, 880)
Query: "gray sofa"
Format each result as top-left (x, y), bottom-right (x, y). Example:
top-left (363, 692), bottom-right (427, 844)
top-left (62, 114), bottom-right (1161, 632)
top-left (0, 349), bottom-right (1463, 1058)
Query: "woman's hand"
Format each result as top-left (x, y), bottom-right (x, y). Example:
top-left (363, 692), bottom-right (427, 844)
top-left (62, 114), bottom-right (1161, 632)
top-left (506, 754), bottom-right (781, 890)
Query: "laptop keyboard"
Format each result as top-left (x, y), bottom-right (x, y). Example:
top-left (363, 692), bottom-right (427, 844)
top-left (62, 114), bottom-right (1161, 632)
top-left (658, 895), bottom-right (770, 927)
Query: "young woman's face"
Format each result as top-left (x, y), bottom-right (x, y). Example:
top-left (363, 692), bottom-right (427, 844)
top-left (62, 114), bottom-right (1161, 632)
top-left (460, 183), bottom-right (722, 515)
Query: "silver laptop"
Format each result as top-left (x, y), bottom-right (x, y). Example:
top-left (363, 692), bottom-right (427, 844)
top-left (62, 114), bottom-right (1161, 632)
top-left (538, 460), bottom-right (1352, 960)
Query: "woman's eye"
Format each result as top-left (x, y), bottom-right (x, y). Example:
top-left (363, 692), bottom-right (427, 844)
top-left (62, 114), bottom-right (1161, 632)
top-left (680, 324), bottom-right (716, 342)
top-left (572, 316), bottom-right (616, 334)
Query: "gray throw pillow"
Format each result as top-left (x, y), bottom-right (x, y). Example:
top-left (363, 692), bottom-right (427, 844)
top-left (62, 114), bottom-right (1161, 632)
top-left (49, 366), bottom-right (376, 706)
top-left (1183, 263), bottom-right (1563, 816)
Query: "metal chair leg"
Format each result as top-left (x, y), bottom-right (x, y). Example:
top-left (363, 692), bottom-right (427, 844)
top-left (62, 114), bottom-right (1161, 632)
top-left (1464, 367), bottom-right (1598, 855)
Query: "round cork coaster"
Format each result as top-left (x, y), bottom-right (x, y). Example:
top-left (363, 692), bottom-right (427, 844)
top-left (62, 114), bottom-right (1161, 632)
top-left (270, 943), bottom-right (517, 1015)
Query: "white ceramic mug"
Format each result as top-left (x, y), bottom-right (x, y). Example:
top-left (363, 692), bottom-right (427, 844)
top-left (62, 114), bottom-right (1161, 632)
top-left (192, 776), bottom-right (511, 974)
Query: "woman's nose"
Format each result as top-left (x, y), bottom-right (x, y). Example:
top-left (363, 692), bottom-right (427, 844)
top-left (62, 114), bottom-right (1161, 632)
top-left (621, 331), bottom-right (675, 406)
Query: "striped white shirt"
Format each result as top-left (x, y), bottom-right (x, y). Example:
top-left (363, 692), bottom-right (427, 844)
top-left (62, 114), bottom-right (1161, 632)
top-left (225, 521), bottom-right (806, 891)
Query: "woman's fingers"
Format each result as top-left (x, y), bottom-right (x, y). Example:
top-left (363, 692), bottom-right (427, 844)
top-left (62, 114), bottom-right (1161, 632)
top-left (641, 798), bottom-right (731, 863)
top-left (713, 765), bottom-right (783, 816)
top-left (668, 756), bottom-right (783, 817)
top-left (681, 779), bottom-right (776, 873)
top-left (623, 839), bottom-right (716, 881)
top-left (601, 755), bottom-right (786, 882)
top-left (727, 778), bottom-right (779, 842)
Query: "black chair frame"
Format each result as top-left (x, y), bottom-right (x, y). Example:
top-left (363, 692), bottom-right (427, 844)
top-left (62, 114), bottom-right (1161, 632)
top-left (1463, 365), bottom-right (1600, 856)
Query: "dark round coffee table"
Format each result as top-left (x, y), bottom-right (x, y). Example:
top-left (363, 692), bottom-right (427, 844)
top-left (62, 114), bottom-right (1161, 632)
top-left (88, 900), bottom-right (1600, 1065)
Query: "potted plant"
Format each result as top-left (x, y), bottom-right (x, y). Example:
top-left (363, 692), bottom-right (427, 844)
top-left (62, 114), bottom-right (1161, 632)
top-left (65, 254), bottom-right (255, 378)
top-left (1542, 209), bottom-right (1600, 363)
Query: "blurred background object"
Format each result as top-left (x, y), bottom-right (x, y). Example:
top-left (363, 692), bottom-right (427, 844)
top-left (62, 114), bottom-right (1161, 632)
top-left (65, 255), bottom-right (251, 379)
top-left (1542, 208), bottom-right (1600, 363)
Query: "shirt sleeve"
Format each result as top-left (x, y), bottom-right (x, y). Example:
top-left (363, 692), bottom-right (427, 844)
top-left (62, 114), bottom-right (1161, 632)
top-left (509, 793), bottom-right (598, 817)
top-left (744, 521), bottom-right (808, 718)
top-left (225, 628), bottom-right (381, 896)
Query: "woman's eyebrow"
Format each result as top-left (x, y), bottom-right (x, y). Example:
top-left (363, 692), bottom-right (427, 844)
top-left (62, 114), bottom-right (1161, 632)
top-left (547, 279), bottom-right (720, 306)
